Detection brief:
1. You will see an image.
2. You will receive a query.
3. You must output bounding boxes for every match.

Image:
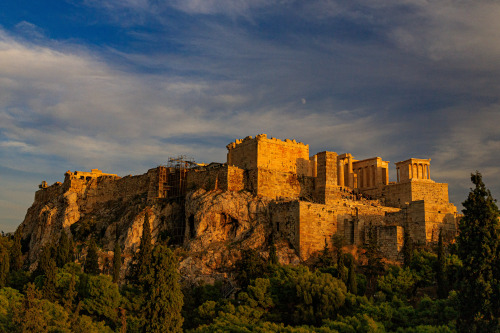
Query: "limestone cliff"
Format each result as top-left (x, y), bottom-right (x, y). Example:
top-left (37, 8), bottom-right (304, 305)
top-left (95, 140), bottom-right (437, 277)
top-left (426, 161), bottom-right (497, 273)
top-left (18, 172), bottom-right (297, 281)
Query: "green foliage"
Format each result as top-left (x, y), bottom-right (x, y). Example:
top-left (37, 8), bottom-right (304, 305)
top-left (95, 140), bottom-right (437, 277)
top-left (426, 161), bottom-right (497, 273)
top-left (294, 270), bottom-right (347, 325)
top-left (235, 249), bottom-right (269, 288)
top-left (269, 242), bottom-right (279, 265)
top-left (56, 231), bottom-right (73, 268)
top-left (456, 172), bottom-right (500, 332)
top-left (41, 256), bottom-right (57, 302)
top-left (131, 217), bottom-right (152, 284)
top-left (112, 241), bottom-right (121, 283)
top-left (402, 229), bottom-right (413, 268)
top-left (0, 242), bottom-right (10, 288)
top-left (378, 266), bottom-right (418, 299)
top-left (436, 229), bottom-right (447, 299)
top-left (84, 239), bottom-right (100, 275)
top-left (364, 223), bottom-right (385, 295)
top-left (144, 245), bottom-right (184, 333)
top-left (78, 274), bottom-right (121, 326)
top-left (324, 313), bottom-right (385, 332)
top-left (10, 230), bottom-right (23, 272)
top-left (410, 250), bottom-right (437, 287)
top-left (347, 258), bottom-right (357, 295)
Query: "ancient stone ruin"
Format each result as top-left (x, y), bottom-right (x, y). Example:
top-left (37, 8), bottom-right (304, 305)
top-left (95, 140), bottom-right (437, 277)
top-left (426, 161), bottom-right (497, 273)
top-left (25, 134), bottom-right (458, 271)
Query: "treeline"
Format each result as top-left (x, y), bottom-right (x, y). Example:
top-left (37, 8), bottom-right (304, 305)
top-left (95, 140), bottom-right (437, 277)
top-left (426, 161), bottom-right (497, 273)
top-left (0, 172), bottom-right (498, 332)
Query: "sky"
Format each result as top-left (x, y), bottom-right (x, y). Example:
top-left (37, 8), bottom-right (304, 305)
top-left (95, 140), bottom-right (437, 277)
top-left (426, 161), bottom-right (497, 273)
top-left (1, 0), bottom-right (500, 232)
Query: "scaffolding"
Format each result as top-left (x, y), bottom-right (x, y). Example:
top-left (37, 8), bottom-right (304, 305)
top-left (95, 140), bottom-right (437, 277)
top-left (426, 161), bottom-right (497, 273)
top-left (152, 156), bottom-right (199, 245)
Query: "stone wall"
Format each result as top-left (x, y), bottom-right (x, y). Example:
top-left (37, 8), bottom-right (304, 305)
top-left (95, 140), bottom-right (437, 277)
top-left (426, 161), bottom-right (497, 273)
top-left (269, 200), bottom-right (300, 252)
top-left (298, 202), bottom-right (337, 260)
top-left (314, 151), bottom-right (338, 204)
top-left (378, 225), bottom-right (404, 261)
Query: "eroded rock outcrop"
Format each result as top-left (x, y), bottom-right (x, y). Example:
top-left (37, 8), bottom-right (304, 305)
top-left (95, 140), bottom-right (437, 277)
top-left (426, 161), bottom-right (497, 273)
top-left (18, 172), bottom-right (295, 280)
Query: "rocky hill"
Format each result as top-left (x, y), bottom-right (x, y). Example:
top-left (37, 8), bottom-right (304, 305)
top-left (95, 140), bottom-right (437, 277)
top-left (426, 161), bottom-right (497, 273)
top-left (17, 169), bottom-right (299, 283)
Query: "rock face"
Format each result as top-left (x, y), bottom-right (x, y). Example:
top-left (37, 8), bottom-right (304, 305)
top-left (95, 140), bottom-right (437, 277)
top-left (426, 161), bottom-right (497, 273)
top-left (18, 171), bottom-right (296, 280)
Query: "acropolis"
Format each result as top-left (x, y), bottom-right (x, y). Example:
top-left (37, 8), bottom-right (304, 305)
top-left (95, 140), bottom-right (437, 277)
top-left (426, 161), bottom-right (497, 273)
top-left (34, 134), bottom-right (458, 262)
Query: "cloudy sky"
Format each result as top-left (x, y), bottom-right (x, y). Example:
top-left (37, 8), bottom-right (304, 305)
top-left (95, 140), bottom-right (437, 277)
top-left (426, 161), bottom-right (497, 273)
top-left (1, 1), bottom-right (500, 232)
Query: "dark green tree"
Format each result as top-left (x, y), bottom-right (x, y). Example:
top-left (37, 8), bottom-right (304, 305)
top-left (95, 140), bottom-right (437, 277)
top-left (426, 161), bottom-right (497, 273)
top-left (63, 272), bottom-right (77, 311)
top-left (132, 217), bottom-right (152, 283)
top-left (456, 172), bottom-right (500, 332)
top-left (364, 223), bottom-right (384, 295)
top-left (113, 241), bottom-right (121, 283)
top-left (10, 229), bottom-right (23, 272)
top-left (42, 256), bottom-right (57, 301)
top-left (269, 241), bottom-right (279, 266)
top-left (56, 231), bottom-right (73, 268)
top-left (144, 245), bottom-right (184, 333)
top-left (347, 256), bottom-right (357, 295)
top-left (13, 283), bottom-right (47, 333)
top-left (402, 228), bottom-right (413, 268)
top-left (436, 229), bottom-right (447, 299)
top-left (234, 249), bottom-right (268, 288)
top-left (84, 239), bottom-right (100, 275)
top-left (0, 242), bottom-right (9, 288)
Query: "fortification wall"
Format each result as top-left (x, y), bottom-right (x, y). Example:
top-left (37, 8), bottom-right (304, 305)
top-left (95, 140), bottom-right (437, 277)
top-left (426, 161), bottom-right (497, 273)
top-left (34, 182), bottom-right (65, 203)
top-left (298, 202), bottom-right (337, 260)
top-left (187, 165), bottom-right (246, 192)
top-left (255, 136), bottom-right (311, 175)
top-left (69, 172), bottom-right (151, 213)
top-left (410, 182), bottom-right (449, 204)
top-left (378, 226), bottom-right (403, 261)
top-left (269, 200), bottom-right (300, 252)
top-left (227, 136), bottom-right (258, 170)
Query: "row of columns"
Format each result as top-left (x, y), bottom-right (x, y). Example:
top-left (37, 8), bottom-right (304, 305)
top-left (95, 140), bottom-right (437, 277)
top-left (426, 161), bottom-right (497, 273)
top-left (396, 163), bottom-right (430, 182)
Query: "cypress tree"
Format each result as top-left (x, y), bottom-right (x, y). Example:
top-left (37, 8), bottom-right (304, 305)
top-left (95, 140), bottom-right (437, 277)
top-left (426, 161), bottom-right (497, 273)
top-left (42, 257), bottom-right (57, 301)
top-left (56, 231), bottom-right (72, 268)
top-left (436, 229), bottom-right (447, 299)
top-left (402, 229), bottom-right (413, 268)
top-left (133, 216), bottom-right (152, 283)
top-left (10, 229), bottom-right (23, 271)
top-left (347, 256), bottom-right (357, 295)
top-left (456, 172), bottom-right (500, 332)
top-left (84, 239), bottom-right (100, 275)
top-left (0, 242), bottom-right (9, 288)
top-left (269, 240), bottom-right (279, 265)
top-left (144, 245), bottom-right (184, 333)
top-left (63, 272), bottom-right (77, 311)
top-left (364, 223), bottom-right (384, 295)
top-left (113, 241), bottom-right (122, 283)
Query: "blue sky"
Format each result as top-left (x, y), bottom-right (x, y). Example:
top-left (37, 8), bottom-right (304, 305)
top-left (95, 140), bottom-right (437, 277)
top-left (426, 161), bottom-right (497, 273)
top-left (1, 0), bottom-right (500, 232)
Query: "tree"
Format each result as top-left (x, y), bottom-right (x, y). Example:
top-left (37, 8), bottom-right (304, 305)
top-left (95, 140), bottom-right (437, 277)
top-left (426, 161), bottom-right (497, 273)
top-left (113, 241), bottom-right (121, 283)
top-left (456, 172), bottom-right (500, 332)
top-left (269, 241), bottom-right (279, 266)
top-left (10, 229), bottom-right (23, 272)
top-left (347, 256), bottom-right (357, 295)
top-left (0, 242), bottom-right (9, 288)
top-left (402, 228), bottom-right (413, 268)
top-left (56, 231), bottom-right (73, 268)
top-left (436, 229), bottom-right (447, 299)
top-left (63, 272), bottom-right (77, 311)
top-left (364, 223), bottom-right (384, 295)
top-left (42, 256), bottom-right (57, 301)
top-left (84, 240), bottom-right (100, 275)
top-left (132, 216), bottom-right (152, 283)
top-left (144, 245), bottom-right (184, 333)
top-left (13, 283), bottom-right (47, 333)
